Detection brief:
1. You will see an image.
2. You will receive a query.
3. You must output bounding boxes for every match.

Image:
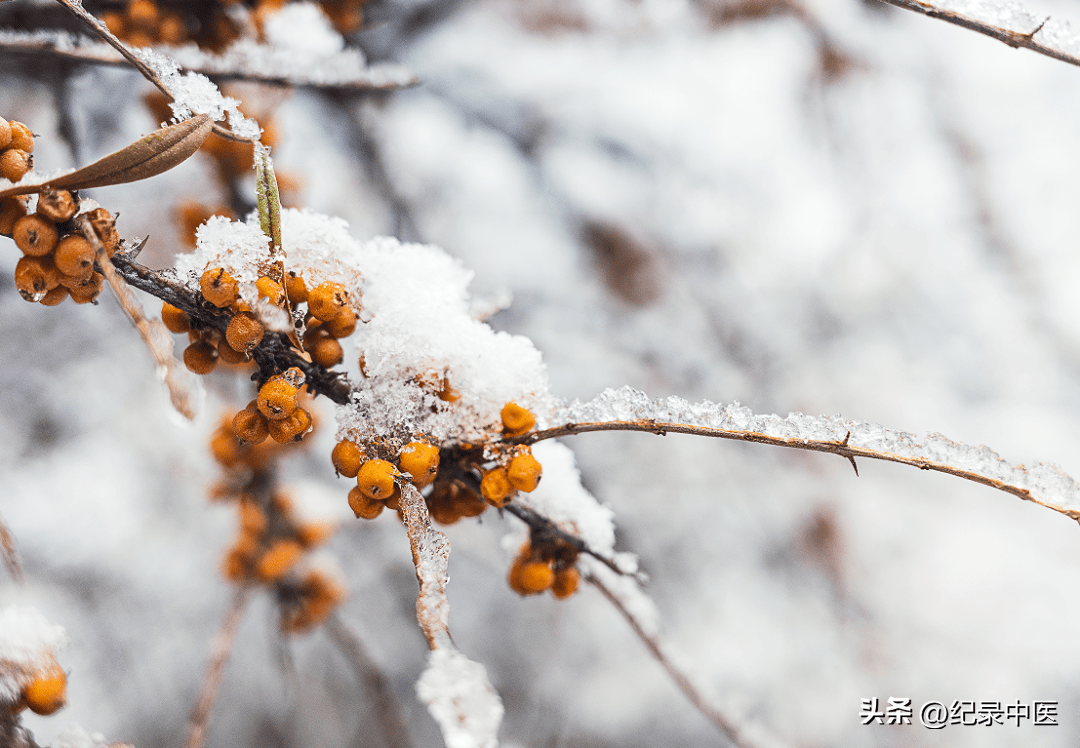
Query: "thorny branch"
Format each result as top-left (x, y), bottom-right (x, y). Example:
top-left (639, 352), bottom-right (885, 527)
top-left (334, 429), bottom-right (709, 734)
top-left (183, 586), bottom-right (253, 748)
top-left (516, 419), bottom-right (1080, 519)
top-left (53, 0), bottom-right (255, 143)
top-left (586, 568), bottom-right (787, 748)
top-left (875, 0), bottom-right (1080, 68)
top-left (324, 615), bottom-right (413, 748)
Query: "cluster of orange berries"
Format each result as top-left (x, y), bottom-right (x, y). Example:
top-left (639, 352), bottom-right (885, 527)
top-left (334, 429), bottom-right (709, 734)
top-left (102, 0), bottom-right (191, 47)
top-left (478, 403), bottom-right (543, 508)
top-left (507, 539), bottom-right (580, 599)
top-left (5, 655), bottom-right (67, 717)
top-left (210, 416), bottom-right (346, 633)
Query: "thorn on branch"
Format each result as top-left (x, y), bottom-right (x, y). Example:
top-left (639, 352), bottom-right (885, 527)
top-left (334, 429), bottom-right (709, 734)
top-left (847, 456), bottom-right (859, 477)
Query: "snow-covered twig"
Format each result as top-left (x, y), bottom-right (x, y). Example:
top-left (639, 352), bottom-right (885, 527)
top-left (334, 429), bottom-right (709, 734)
top-left (520, 388), bottom-right (1080, 522)
top-left (323, 614), bottom-right (413, 748)
top-left (585, 563), bottom-right (789, 748)
top-left (183, 587), bottom-right (252, 748)
top-left (0, 513), bottom-right (20, 582)
top-left (876, 0), bottom-right (1080, 69)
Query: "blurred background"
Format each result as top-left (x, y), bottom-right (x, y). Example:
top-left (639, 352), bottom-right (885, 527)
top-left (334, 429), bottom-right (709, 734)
top-left (4, 0), bottom-right (1080, 745)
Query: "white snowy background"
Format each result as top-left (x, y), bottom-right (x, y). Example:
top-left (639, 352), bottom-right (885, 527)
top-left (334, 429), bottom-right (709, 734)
top-left (4, 0), bottom-right (1080, 745)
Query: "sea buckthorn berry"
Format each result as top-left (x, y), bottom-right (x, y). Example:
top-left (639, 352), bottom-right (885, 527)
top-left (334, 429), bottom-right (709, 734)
top-left (101, 10), bottom-right (126, 35)
top-left (161, 302), bottom-right (191, 334)
top-left (357, 459), bottom-right (397, 500)
top-left (399, 441), bottom-right (440, 487)
top-left (384, 485), bottom-right (401, 511)
top-left (217, 339), bottom-right (250, 365)
top-left (85, 208), bottom-right (120, 256)
top-left (256, 539), bottom-right (304, 582)
top-left (296, 522), bottom-right (334, 548)
top-left (13, 214), bottom-right (58, 257)
top-left (14, 256), bottom-right (59, 302)
top-left (285, 271), bottom-right (308, 304)
top-left (325, 310), bottom-right (357, 338)
top-left (158, 13), bottom-right (187, 44)
top-left (233, 404), bottom-right (269, 444)
top-left (68, 277), bottom-right (102, 305)
top-left (39, 286), bottom-right (68, 306)
top-left (348, 486), bottom-right (384, 519)
top-left (507, 451), bottom-right (542, 493)
top-left (226, 311), bottom-right (265, 353)
top-left (0, 148), bottom-right (30, 182)
top-left (200, 267), bottom-right (239, 308)
top-left (238, 500), bottom-right (267, 536)
top-left (256, 276), bottom-right (285, 306)
top-left (23, 662), bottom-right (66, 716)
top-left (331, 440), bottom-right (364, 478)
top-left (307, 281), bottom-right (349, 321)
top-left (310, 335), bottom-right (343, 368)
top-left (258, 378), bottom-right (298, 420)
top-left (501, 402), bottom-right (536, 436)
top-left (8, 121), bottom-right (33, 153)
top-left (451, 483), bottom-right (487, 518)
top-left (35, 189), bottom-right (77, 224)
top-left (480, 467), bottom-right (514, 507)
top-left (0, 116), bottom-right (9, 149)
top-left (551, 566), bottom-right (580, 599)
top-left (0, 195), bottom-right (28, 234)
top-left (53, 235), bottom-right (95, 280)
top-left (183, 341), bottom-right (219, 374)
top-left (268, 407), bottom-right (311, 443)
top-left (518, 560), bottom-right (555, 594)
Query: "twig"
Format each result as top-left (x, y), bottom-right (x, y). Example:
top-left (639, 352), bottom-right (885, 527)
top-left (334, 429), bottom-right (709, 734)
top-left (516, 418), bottom-right (1080, 520)
top-left (876, 0), bottom-right (1080, 68)
top-left (76, 219), bottom-right (198, 419)
top-left (184, 586), bottom-right (253, 748)
top-left (586, 566), bottom-right (787, 748)
top-left (324, 614), bottom-right (413, 748)
top-left (51, 0), bottom-right (254, 142)
top-left (502, 503), bottom-right (644, 582)
top-left (0, 512), bottom-right (23, 582)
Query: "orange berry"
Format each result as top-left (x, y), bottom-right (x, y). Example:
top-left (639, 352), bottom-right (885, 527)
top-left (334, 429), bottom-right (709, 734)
top-left (210, 425), bottom-right (241, 467)
top-left (8, 121), bottom-right (33, 153)
top-left (0, 195), bottom-right (28, 234)
top-left (13, 214), bottom-right (58, 257)
top-left (158, 13), bottom-right (188, 44)
top-left (384, 485), bottom-right (401, 511)
top-left (102, 10), bottom-right (126, 36)
top-left (331, 440), bottom-right (365, 478)
top-left (256, 276), bottom-right (285, 306)
top-left (0, 148), bottom-right (30, 182)
top-left (284, 271), bottom-right (308, 303)
top-left (348, 485), bottom-right (384, 519)
top-left (200, 267), bottom-right (239, 308)
top-left (0, 116), bottom-right (9, 149)
top-left (38, 285), bottom-right (68, 306)
top-left (480, 467), bottom-right (513, 507)
top-left (232, 404), bottom-right (269, 444)
top-left (53, 235), bottom-right (95, 280)
top-left (23, 663), bottom-right (66, 716)
top-left (127, 0), bottom-right (160, 30)
top-left (399, 441), bottom-right (440, 487)
top-left (226, 311), bottom-right (265, 353)
top-left (68, 275), bottom-right (103, 304)
top-left (517, 560), bottom-right (555, 594)
top-left (183, 341), bottom-right (219, 374)
top-left (307, 281), bottom-right (349, 321)
top-left (357, 459), bottom-right (397, 500)
top-left (296, 521), bottom-right (334, 548)
top-left (35, 189), bottom-right (77, 224)
top-left (268, 407), bottom-right (311, 443)
top-left (507, 451), bottom-right (542, 493)
top-left (161, 302), bottom-right (191, 334)
top-left (85, 208), bottom-right (120, 257)
top-left (14, 256), bottom-right (60, 302)
top-left (238, 500), bottom-right (267, 537)
top-left (258, 378), bottom-right (298, 420)
top-left (310, 335), bottom-right (343, 367)
top-left (450, 484), bottom-right (487, 518)
top-left (324, 310), bottom-right (357, 338)
top-left (551, 566), bottom-right (580, 599)
top-left (256, 539), bottom-right (304, 581)
top-left (501, 402), bottom-right (535, 436)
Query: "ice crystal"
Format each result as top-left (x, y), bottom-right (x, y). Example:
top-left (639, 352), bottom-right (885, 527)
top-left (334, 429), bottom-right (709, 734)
top-left (416, 647), bottom-right (504, 748)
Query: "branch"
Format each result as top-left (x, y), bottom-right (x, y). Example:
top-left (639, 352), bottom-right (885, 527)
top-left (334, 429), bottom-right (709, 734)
top-left (516, 388), bottom-right (1080, 522)
top-left (585, 562), bottom-right (789, 748)
top-left (876, 0), bottom-right (1080, 68)
top-left (0, 512), bottom-right (22, 582)
top-left (323, 615), bottom-right (413, 748)
top-left (183, 586), bottom-right (252, 748)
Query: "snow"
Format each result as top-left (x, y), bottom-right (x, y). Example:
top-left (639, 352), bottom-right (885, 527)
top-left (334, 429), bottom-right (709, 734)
top-left (416, 647), bottom-right (504, 748)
